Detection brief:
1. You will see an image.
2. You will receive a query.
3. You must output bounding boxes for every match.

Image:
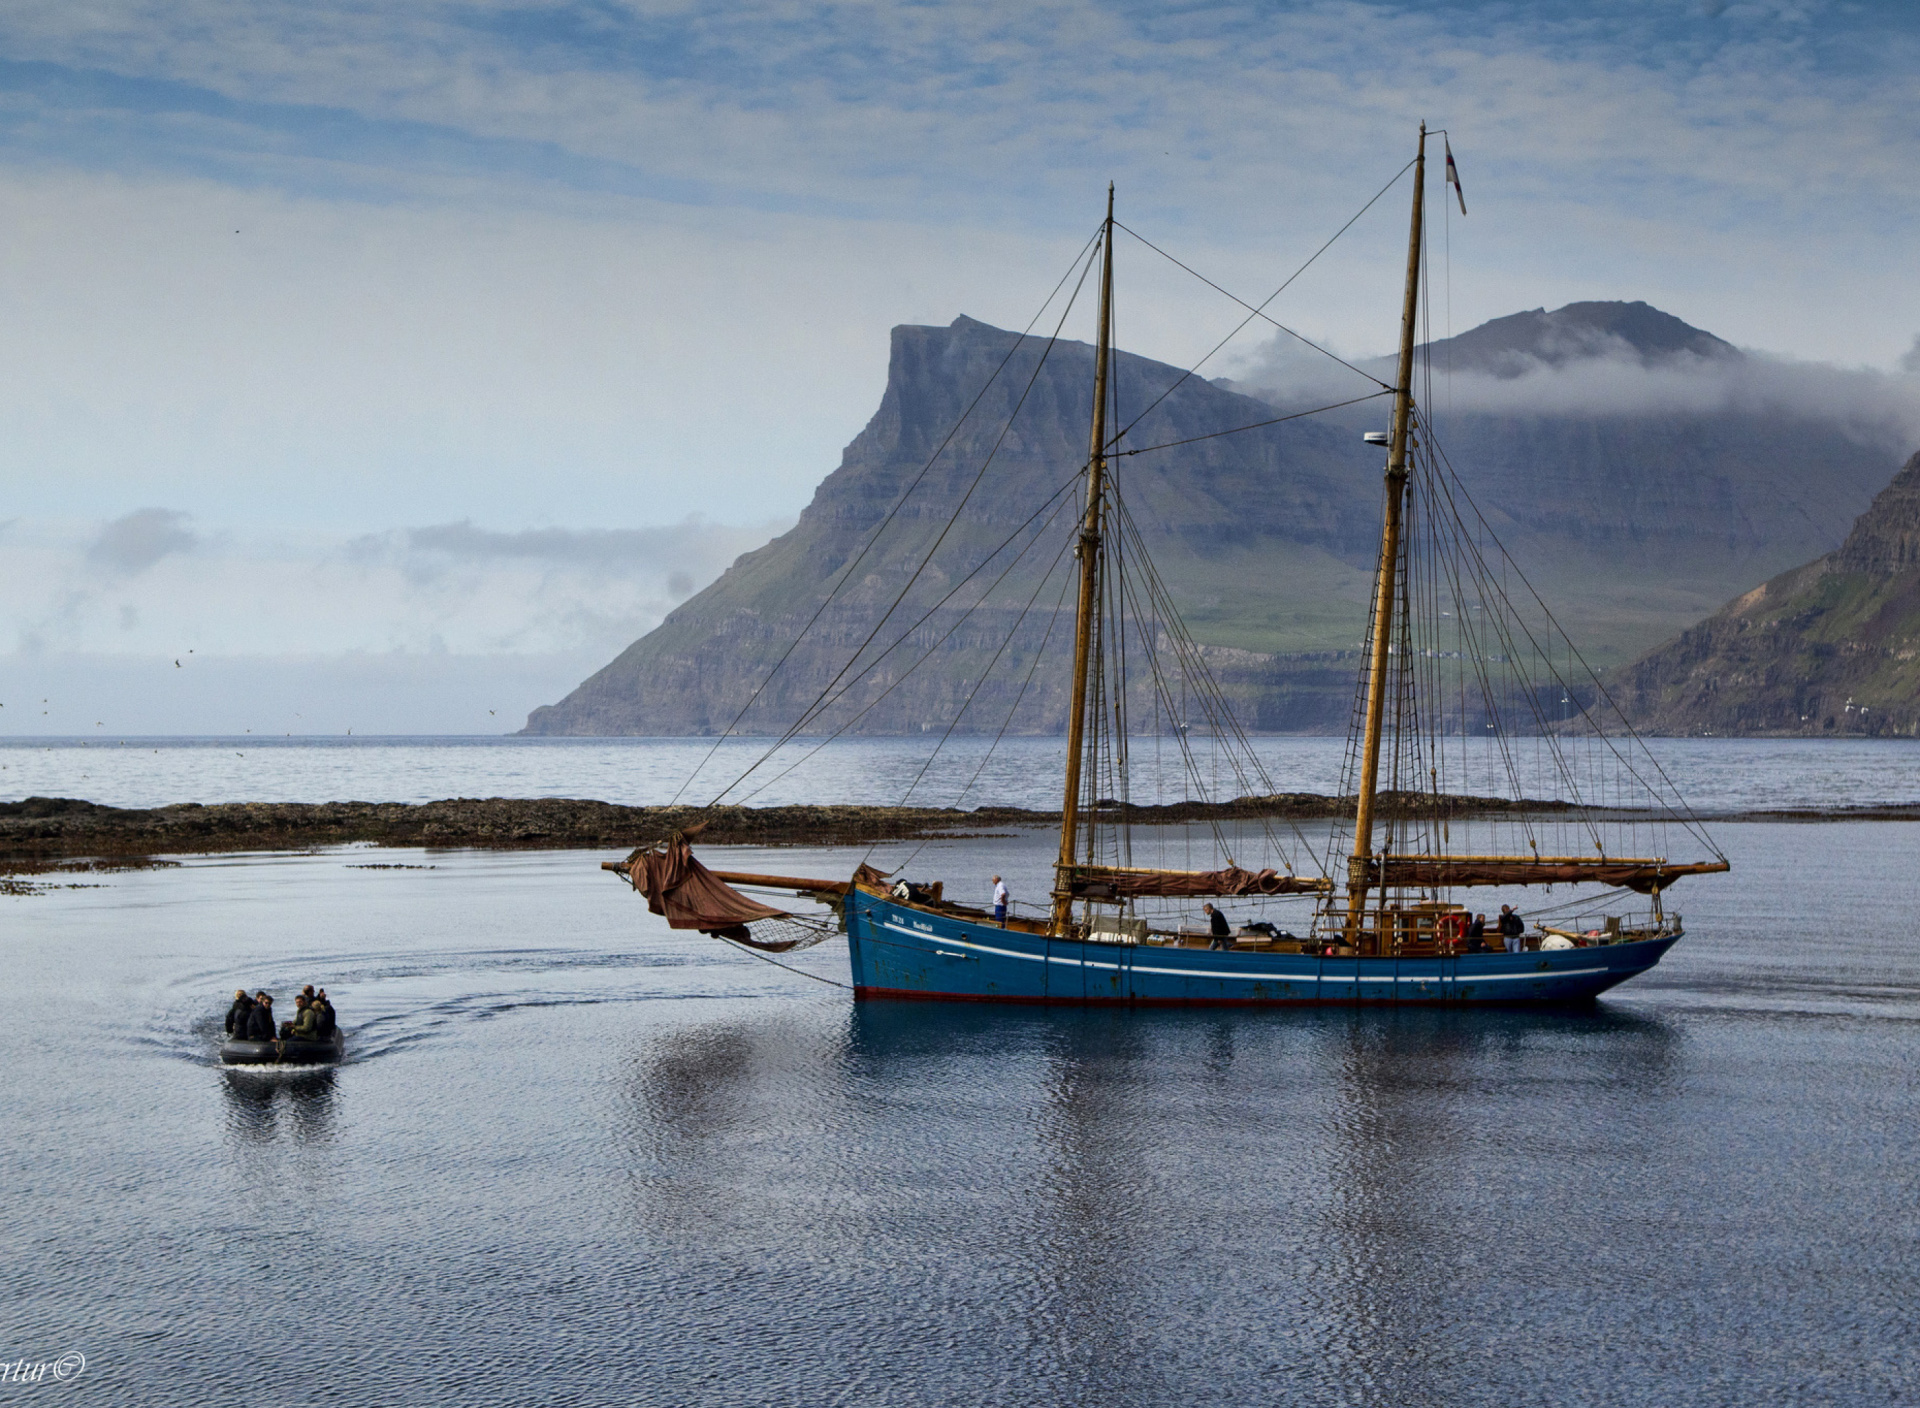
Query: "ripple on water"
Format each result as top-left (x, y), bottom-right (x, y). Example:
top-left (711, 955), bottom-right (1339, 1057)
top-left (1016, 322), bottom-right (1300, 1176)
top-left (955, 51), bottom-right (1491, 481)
top-left (4, 833), bottom-right (1919, 1405)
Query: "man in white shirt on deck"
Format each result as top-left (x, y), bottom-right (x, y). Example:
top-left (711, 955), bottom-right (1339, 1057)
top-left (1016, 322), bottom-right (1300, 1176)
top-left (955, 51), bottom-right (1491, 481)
top-left (992, 876), bottom-right (1009, 925)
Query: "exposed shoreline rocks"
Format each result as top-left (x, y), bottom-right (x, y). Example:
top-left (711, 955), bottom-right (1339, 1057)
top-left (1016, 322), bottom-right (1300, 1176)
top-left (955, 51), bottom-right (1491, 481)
top-left (2, 791), bottom-right (1566, 866)
top-left (4, 792), bottom-right (1914, 875)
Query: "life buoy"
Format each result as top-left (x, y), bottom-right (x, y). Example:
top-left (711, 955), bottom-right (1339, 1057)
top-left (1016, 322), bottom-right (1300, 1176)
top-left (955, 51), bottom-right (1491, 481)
top-left (1436, 912), bottom-right (1467, 946)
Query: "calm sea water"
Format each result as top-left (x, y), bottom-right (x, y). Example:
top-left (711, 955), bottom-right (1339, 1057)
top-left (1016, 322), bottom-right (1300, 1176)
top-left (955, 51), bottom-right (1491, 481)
top-left (5, 809), bottom-right (1920, 1405)
top-left (4, 733), bottom-right (1920, 812)
top-left (5, 741), bottom-right (1920, 1404)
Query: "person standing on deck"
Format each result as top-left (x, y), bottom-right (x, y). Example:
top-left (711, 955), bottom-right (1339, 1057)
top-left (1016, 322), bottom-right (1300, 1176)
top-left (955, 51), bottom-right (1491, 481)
top-left (992, 876), bottom-right (1009, 926)
top-left (1205, 903), bottom-right (1232, 949)
top-left (1499, 905), bottom-right (1525, 953)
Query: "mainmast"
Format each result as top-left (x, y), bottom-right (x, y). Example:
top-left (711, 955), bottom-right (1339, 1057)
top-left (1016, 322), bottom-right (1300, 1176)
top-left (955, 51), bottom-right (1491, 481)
top-left (1053, 184), bottom-right (1116, 935)
top-left (1344, 124), bottom-right (1427, 947)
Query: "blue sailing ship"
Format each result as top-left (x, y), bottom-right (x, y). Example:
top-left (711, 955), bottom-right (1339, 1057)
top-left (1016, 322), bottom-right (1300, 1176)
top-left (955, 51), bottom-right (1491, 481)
top-left (612, 125), bottom-right (1728, 1005)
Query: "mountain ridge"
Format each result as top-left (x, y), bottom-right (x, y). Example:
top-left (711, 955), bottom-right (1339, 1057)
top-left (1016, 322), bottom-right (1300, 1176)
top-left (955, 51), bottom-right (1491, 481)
top-left (1412, 300), bottom-right (1739, 378)
top-left (524, 306), bottom-right (1902, 736)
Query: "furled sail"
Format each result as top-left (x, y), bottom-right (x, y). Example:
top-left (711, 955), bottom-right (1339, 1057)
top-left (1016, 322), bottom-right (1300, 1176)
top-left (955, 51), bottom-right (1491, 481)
top-left (1370, 856), bottom-right (1729, 894)
top-left (624, 830), bottom-right (790, 934)
top-left (1062, 864), bottom-right (1333, 901)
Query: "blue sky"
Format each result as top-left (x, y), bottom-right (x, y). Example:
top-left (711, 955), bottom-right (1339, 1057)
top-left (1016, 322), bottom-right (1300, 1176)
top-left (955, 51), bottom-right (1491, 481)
top-left (1, 0), bottom-right (1917, 732)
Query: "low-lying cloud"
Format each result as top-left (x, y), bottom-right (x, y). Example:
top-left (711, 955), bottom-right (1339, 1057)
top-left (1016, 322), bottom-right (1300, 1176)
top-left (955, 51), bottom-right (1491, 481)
top-left (352, 519), bottom-right (770, 573)
top-left (0, 510), bottom-right (794, 732)
top-left (86, 508), bottom-right (198, 575)
top-left (1230, 338), bottom-right (1920, 458)
top-left (6, 511), bottom-right (791, 665)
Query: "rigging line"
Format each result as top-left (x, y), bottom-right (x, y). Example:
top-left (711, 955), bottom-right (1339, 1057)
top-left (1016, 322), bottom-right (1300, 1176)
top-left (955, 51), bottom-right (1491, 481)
top-left (1092, 508), bottom-right (1223, 844)
top-left (1107, 305), bottom-right (1133, 871)
top-left (1422, 456), bottom-right (1565, 843)
top-left (1113, 221), bottom-right (1393, 395)
top-left (1108, 569), bottom-right (1231, 857)
top-left (1104, 537), bottom-right (1246, 863)
top-left (885, 560), bottom-right (1081, 876)
top-left (882, 522), bottom-right (1081, 813)
top-left (702, 237), bottom-right (1101, 804)
top-left (1419, 416), bottom-right (1723, 854)
top-left (1113, 390), bottom-right (1395, 458)
top-left (671, 225), bottom-right (1104, 807)
top-left (1113, 530), bottom-right (1305, 856)
top-left (740, 462), bottom-right (1084, 764)
top-left (1105, 491), bottom-right (1326, 877)
top-left (1427, 452), bottom-right (1695, 858)
top-left (714, 933), bottom-right (852, 989)
top-left (1098, 157), bottom-right (1416, 437)
top-left (734, 482), bottom-right (1088, 805)
top-left (1107, 503), bottom-right (1266, 806)
top-left (708, 243), bottom-right (1107, 807)
top-left (725, 466), bottom-right (1086, 803)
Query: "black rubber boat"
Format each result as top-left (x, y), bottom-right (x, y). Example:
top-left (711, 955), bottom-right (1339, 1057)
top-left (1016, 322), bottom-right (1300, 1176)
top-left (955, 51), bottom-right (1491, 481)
top-left (220, 1031), bottom-right (345, 1066)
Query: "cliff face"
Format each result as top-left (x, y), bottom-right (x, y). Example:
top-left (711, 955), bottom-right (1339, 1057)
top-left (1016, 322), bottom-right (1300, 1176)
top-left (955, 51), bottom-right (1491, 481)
top-left (524, 311), bottom-right (1902, 737)
top-left (1612, 451), bottom-right (1920, 736)
top-left (525, 316), bottom-right (1379, 736)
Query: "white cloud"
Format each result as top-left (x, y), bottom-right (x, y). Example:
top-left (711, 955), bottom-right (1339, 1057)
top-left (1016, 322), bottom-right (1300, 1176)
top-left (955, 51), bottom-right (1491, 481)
top-left (5, 512), bottom-right (786, 657)
top-left (87, 508), bottom-right (198, 575)
top-left (0, 510), bottom-right (788, 732)
top-left (0, 0), bottom-right (1916, 735)
top-left (1427, 354), bottom-right (1920, 455)
top-left (0, 4), bottom-right (1911, 534)
top-left (1231, 336), bottom-right (1920, 457)
top-left (0, 169), bottom-right (1135, 529)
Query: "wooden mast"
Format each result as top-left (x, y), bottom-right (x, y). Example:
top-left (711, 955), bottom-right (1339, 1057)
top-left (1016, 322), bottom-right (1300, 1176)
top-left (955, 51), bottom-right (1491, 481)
top-left (1053, 184), bottom-right (1116, 934)
top-left (1344, 124), bottom-right (1427, 948)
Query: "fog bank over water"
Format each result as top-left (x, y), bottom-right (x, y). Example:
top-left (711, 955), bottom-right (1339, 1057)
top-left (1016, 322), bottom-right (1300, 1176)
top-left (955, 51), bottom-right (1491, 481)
top-left (0, 513), bottom-right (788, 735)
top-left (0, 652), bottom-right (606, 737)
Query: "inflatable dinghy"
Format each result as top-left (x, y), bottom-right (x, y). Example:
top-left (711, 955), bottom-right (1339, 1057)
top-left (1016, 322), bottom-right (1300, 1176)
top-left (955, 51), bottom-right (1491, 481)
top-left (220, 1030), bottom-right (345, 1066)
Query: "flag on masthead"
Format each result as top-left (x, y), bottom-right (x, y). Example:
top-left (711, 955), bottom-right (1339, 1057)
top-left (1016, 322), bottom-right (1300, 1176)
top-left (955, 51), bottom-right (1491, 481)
top-left (1444, 139), bottom-right (1467, 215)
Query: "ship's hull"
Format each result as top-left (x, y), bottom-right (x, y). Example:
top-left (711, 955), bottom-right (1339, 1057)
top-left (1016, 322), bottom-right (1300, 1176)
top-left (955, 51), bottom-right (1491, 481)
top-left (846, 890), bottom-right (1676, 1006)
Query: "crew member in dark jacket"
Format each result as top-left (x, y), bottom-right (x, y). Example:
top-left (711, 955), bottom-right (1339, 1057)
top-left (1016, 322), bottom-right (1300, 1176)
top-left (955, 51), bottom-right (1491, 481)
top-left (1498, 906), bottom-right (1525, 953)
top-left (313, 990), bottom-right (336, 1038)
top-left (225, 990), bottom-right (254, 1036)
top-left (245, 993), bottom-right (276, 1040)
top-left (1205, 903), bottom-right (1232, 949)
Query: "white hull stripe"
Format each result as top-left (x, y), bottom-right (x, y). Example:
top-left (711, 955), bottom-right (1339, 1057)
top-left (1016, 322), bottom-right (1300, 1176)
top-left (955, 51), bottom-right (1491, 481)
top-left (874, 920), bottom-right (1618, 985)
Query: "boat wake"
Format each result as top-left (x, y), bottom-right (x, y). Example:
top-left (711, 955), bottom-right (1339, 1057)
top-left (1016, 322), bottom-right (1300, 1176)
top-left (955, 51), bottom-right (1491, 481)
top-left (133, 936), bottom-right (849, 1070)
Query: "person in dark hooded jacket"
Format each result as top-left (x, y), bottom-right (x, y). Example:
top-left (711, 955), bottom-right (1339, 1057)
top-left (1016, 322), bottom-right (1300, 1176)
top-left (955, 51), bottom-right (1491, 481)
top-left (312, 990), bottom-right (336, 1038)
top-left (245, 993), bottom-right (276, 1041)
top-left (225, 990), bottom-right (254, 1036)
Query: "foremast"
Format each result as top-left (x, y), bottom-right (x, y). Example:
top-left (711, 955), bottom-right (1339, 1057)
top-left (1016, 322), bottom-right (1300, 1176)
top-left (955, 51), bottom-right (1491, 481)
top-left (1344, 123), bottom-right (1427, 947)
top-left (1052, 185), bottom-right (1116, 935)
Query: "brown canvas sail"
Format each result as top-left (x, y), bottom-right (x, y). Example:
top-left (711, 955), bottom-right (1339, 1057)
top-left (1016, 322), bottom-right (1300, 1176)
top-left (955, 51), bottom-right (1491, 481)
top-left (1063, 864), bottom-right (1332, 901)
top-left (1370, 855), bottom-right (1729, 894)
top-left (627, 832), bottom-right (790, 932)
